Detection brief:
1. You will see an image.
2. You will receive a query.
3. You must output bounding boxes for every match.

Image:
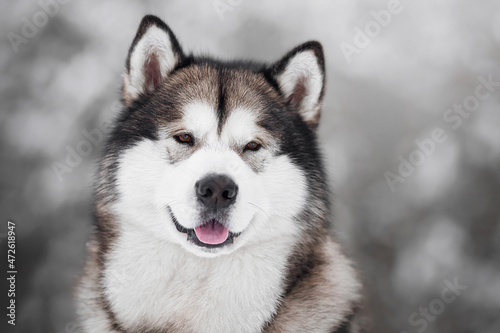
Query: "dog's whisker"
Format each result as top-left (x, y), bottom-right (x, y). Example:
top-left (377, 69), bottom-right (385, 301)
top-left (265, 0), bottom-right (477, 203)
top-left (180, 168), bottom-right (196, 177)
top-left (238, 174), bottom-right (259, 182)
top-left (247, 202), bottom-right (271, 220)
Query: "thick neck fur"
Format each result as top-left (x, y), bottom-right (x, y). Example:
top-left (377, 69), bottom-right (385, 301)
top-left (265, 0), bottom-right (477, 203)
top-left (101, 215), bottom-right (300, 333)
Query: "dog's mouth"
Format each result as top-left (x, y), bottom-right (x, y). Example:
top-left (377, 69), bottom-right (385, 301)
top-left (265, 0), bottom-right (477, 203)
top-left (167, 207), bottom-right (240, 249)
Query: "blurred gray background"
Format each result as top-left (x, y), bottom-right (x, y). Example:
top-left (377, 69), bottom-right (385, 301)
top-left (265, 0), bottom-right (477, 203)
top-left (1, 0), bottom-right (499, 332)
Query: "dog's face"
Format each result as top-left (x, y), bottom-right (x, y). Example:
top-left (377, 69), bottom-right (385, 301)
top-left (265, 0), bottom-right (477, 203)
top-left (105, 16), bottom-right (326, 257)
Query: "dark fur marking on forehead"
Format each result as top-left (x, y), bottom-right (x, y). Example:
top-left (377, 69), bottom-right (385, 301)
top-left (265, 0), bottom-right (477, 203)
top-left (217, 69), bottom-right (227, 134)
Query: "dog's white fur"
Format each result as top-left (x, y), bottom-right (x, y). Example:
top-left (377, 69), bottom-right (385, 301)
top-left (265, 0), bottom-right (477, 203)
top-left (92, 103), bottom-right (310, 331)
top-left (103, 224), bottom-right (299, 332)
top-left (113, 103), bottom-right (307, 257)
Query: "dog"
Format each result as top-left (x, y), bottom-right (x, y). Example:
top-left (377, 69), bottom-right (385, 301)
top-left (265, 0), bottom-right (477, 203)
top-left (76, 15), bottom-right (363, 333)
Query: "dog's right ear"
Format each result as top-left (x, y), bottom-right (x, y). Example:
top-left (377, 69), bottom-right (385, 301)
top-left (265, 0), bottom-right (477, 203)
top-left (122, 15), bottom-right (184, 106)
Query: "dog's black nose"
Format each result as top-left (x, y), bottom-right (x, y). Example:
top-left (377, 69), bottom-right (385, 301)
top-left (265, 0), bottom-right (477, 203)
top-left (195, 174), bottom-right (238, 210)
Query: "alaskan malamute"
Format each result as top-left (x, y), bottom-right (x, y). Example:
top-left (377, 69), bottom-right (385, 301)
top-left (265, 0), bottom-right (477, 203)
top-left (77, 15), bottom-right (363, 333)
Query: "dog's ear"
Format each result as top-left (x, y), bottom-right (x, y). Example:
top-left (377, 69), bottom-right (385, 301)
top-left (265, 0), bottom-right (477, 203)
top-left (270, 41), bottom-right (325, 130)
top-left (122, 15), bottom-right (184, 106)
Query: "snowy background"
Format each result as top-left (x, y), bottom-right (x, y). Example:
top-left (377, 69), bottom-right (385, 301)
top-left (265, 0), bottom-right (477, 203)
top-left (1, 1), bottom-right (500, 332)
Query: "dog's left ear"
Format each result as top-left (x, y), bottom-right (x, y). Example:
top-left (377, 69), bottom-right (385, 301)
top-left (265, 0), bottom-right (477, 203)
top-left (270, 41), bottom-right (325, 130)
top-left (122, 15), bottom-right (184, 106)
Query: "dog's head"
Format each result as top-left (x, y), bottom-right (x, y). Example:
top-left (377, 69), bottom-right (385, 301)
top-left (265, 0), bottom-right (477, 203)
top-left (102, 15), bottom-right (327, 257)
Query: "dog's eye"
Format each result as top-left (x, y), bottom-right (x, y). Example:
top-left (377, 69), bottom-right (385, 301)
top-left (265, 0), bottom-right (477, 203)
top-left (245, 142), bottom-right (261, 151)
top-left (175, 134), bottom-right (193, 144)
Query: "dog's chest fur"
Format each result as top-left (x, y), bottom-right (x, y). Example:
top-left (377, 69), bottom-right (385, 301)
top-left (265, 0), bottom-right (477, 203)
top-left (104, 226), bottom-right (295, 332)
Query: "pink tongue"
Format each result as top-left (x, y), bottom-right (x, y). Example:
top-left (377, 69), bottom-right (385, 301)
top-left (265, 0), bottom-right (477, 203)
top-left (194, 220), bottom-right (229, 245)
